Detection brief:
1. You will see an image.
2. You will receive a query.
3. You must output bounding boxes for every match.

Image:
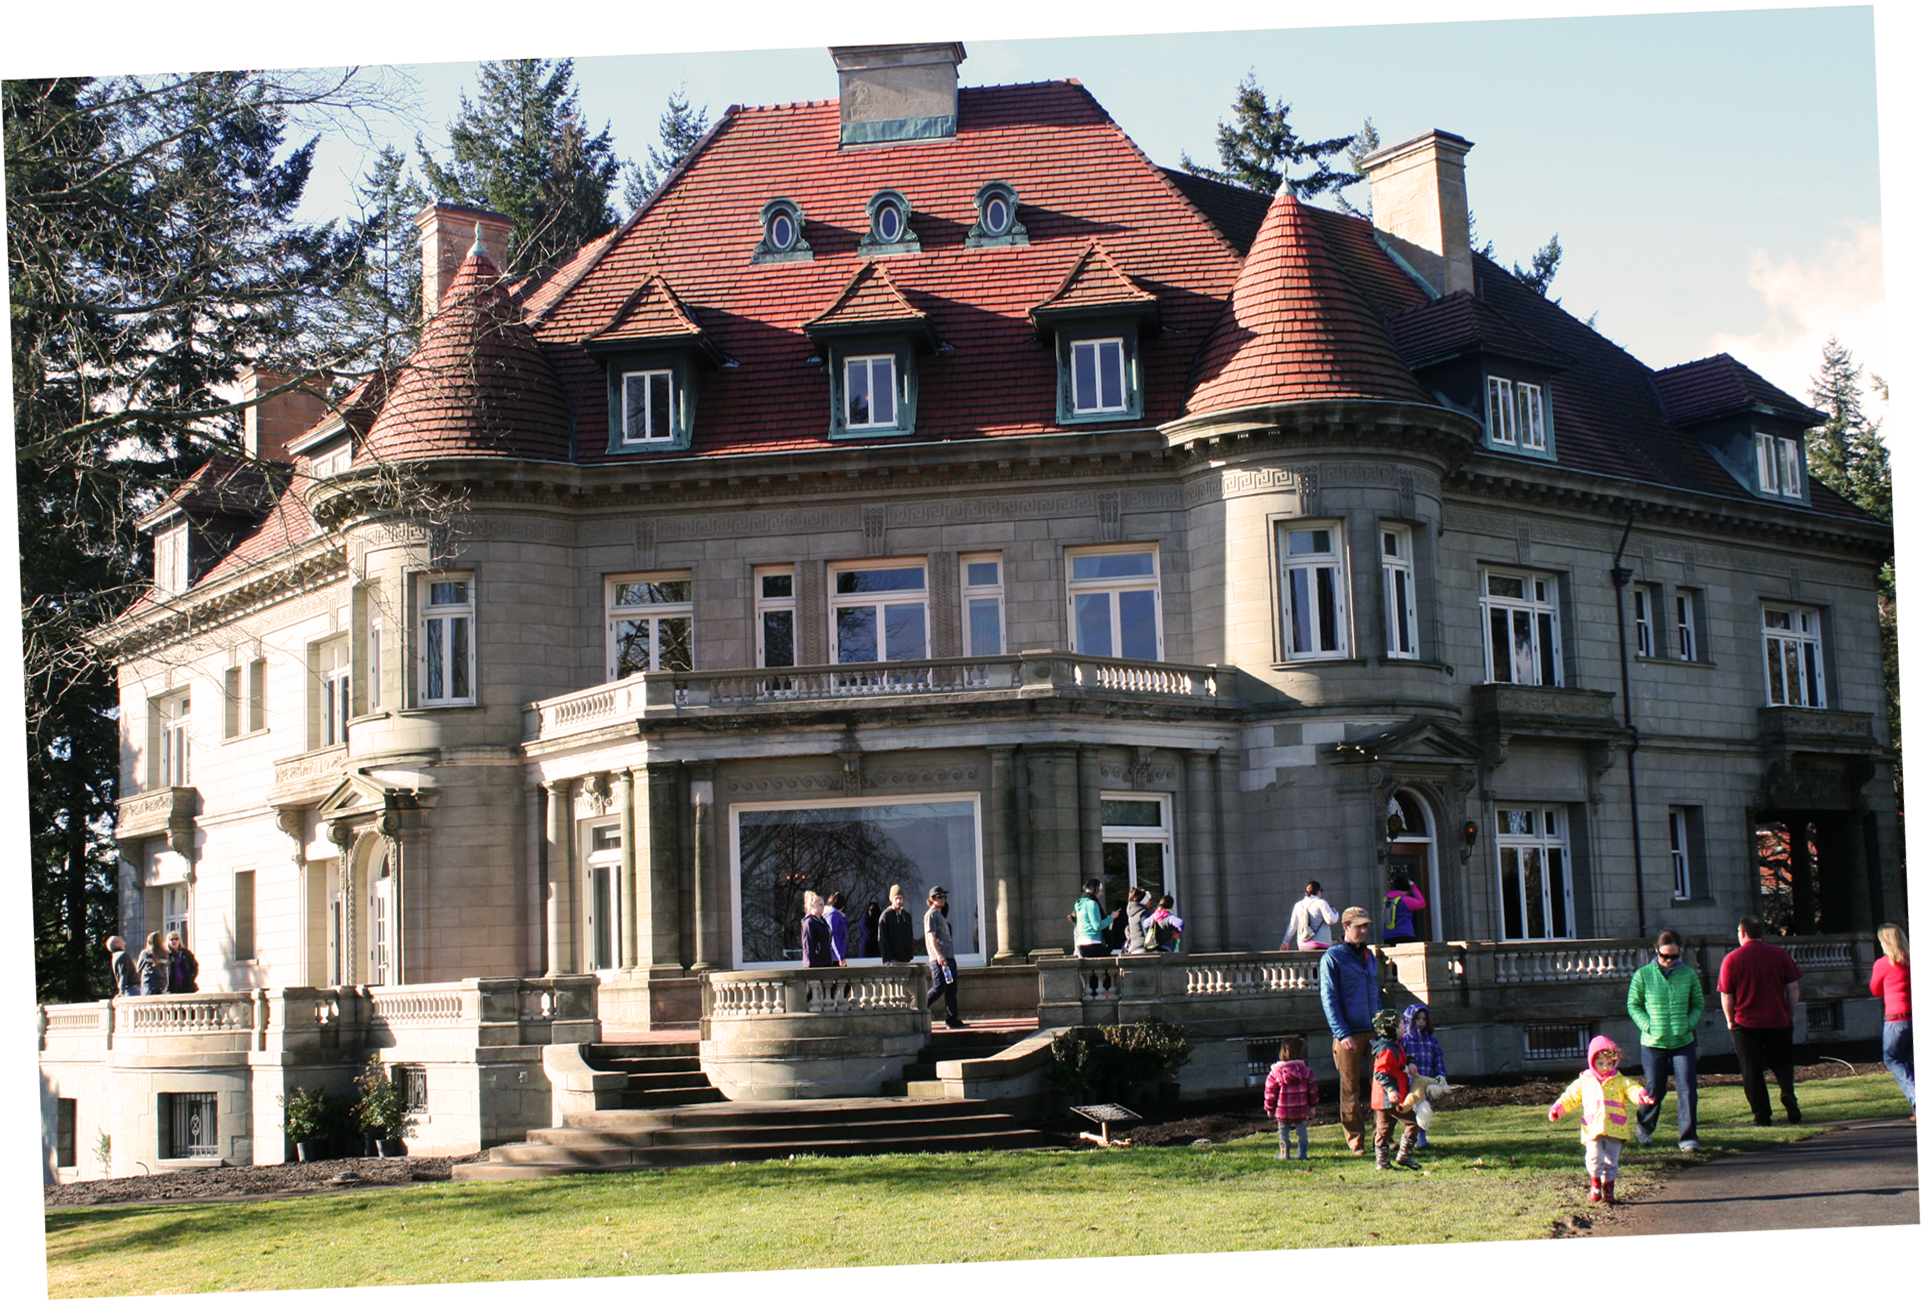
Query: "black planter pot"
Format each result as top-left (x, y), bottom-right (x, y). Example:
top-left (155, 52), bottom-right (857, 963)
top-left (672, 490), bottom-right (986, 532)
top-left (293, 1141), bottom-right (314, 1163)
top-left (375, 1136), bottom-right (406, 1158)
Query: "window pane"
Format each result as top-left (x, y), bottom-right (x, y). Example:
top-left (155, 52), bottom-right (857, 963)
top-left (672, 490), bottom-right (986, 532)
top-left (846, 359), bottom-right (871, 424)
top-left (1119, 589), bottom-right (1158, 660)
top-left (1315, 567), bottom-right (1339, 652)
top-left (451, 615), bottom-right (470, 698)
top-left (762, 610), bottom-right (794, 668)
top-left (872, 357), bottom-right (896, 425)
top-left (1522, 847), bottom-right (1545, 939)
top-left (762, 573), bottom-right (793, 599)
top-left (429, 581), bottom-right (466, 606)
top-left (1766, 642), bottom-right (1785, 704)
top-left (837, 566), bottom-right (925, 594)
top-left (836, 606), bottom-right (878, 662)
top-left (616, 580), bottom-right (690, 606)
top-left (965, 561), bottom-right (999, 587)
top-left (1782, 640), bottom-right (1801, 704)
top-left (1547, 848), bottom-right (1570, 937)
top-left (883, 602), bottom-right (926, 660)
top-left (1102, 800), bottom-right (1163, 827)
top-left (968, 597), bottom-right (1002, 655)
top-left (649, 372), bottom-right (672, 437)
top-left (1513, 610), bottom-right (1536, 684)
top-left (1802, 643), bottom-right (1820, 705)
top-left (1073, 342), bottom-right (1098, 410)
top-left (1489, 609), bottom-right (1512, 682)
top-left (1075, 592), bottom-right (1113, 656)
top-left (1134, 842), bottom-right (1165, 899)
top-left (425, 620), bottom-right (445, 699)
top-left (1289, 569), bottom-right (1314, 656)
top-left (1098, 339), bottom-right (1123, 408)
top-left (1487, 574), bottom-right (1524, 599)
top-left (1537, 612), bottom-right (1557, 685)
top-left (1381, 530), bottom-right (1400, 558)
top-left (1500, 848), bottom-right (1523, 940)
top-left (1392, 572), bottom-right (1413, 655)
top-left (659, 617), bottom-right (692, 672)
top-left (1072, 552), bottom-right (1154, 581)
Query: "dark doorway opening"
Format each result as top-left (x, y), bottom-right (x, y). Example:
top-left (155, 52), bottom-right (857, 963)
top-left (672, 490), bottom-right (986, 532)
top-left (1753, 813), bottom-right (1855, 934)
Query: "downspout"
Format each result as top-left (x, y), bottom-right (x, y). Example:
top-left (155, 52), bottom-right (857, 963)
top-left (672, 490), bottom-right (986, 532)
top-left (1609, 505), bottom-right (1648, 936)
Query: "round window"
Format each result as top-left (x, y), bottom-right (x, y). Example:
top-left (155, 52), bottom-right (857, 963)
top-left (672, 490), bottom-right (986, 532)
top-left (984, 195), bottom-right (1010, 235)
top-left (769, 211), bottom-right (794, 251)
top-left (875, 201), bottom-right (903, 243)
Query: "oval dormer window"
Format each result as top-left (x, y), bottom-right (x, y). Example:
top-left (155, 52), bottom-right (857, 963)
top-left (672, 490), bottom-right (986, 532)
top-left (769, 210), bottom-right (796, 252)
top-left (983, 194), bottom-right (1011, 237)
top-left (875, 199), bottom-right (904, 244)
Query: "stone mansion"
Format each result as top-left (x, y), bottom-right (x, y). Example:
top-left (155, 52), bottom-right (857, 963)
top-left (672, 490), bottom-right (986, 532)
top-left (41, 42), bottom-right (1900, 1175)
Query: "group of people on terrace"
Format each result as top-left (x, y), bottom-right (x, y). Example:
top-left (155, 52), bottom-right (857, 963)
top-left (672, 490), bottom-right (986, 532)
top-left (1069, 879), bottom-right (1185, 957)
top-left (1285, 876), bottom-right (1425, 952)
top-left (101, 931), bottom-right (197, 997)
top-left (798, 884), bottom-right (966, 1029)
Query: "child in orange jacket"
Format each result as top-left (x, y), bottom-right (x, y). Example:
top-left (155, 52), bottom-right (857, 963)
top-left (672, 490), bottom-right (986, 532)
top-left (1370, 1008), bottom-right (1420, 1171)
top-left (1548, 1034), bottom-right (1655, 1205)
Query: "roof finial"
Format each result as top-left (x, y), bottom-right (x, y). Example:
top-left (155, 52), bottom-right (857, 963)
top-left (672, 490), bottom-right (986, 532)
top-left (469, 221), bottom-right (487, 261)
top-left (1281, 175), bottom-right (1298, 199)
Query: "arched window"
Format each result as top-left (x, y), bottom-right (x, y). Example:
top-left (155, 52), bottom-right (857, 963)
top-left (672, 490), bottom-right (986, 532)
top-left (1386, 790), bottom-right (1441, 942)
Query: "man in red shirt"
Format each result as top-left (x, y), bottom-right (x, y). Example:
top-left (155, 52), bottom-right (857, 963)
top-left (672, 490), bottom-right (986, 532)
top-left (1718, 915), bottom-right (1804, 1125)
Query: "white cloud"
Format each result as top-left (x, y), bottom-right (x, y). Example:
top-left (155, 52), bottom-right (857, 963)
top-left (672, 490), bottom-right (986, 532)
top-left (1707, 222), bottom-right (1889, 435)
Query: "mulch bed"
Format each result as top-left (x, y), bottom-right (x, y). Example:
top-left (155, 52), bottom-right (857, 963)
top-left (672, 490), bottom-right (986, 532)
top-left (45, 1060), bottom-right (1882, 1209)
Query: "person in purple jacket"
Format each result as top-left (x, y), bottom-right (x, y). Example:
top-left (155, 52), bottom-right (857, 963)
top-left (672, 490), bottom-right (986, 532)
top-left (1380, 872), bottom-right (1426, 943)
top-left (1399, 1001), bottom-right (1447, 1148)
top-left (823, 891), bottom-right (850, 966)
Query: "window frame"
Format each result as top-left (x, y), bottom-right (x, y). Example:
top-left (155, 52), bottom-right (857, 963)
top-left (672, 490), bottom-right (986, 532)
top-left (1761, 603), bottom-right (1826, 708)
top-left (1066, 545), bottom-right (1163, 661)
top-left (1495, 804), bottom-right (1577, 941)
top-left (223, 657), bottom-right (267, 740)
top-left (755, 567), bottom-right (796, 669)
top-left (961, 553), bottom-right (1005, 657)
top-left (1481, 568), bottom-right (1564, 687)
top-left (827, 342), bottom-right (917, 438)
top-left (966, 181), bottom-right (1028, 249)
top-left (1099, 793), bottom-right (1176, 909)
top-left (314, 635), bottom-right (351, 748)
top-left (753, 197), bottom-right (812, 264)
top-left (1673, 590), bottom-right (1699, 663)
top-left (1276, 522), bottom-right (1350, 661)
top-left (1054, 324), bottom-right (1143, 425)
top-left (155, 691), bottom-right (191, 787)
top-left (1484, 374), bottom-right (1553, 457)
top-left (1754, 431), bottom-right (1806, 500)
top-left (602, 352), bottom-right (695, 454)
top-left (1069, 337), bottom-right (1128, 415)
top-left (417, 574), bottom-right (476, 707)
top-left (153, 520), bottom-right (189, 596)
top-left (1380, 525), bottom-right (1419, 660)
top-left (1633, 585), bottom-right (1658, 659)
top-left (606, 573), bottom-right (695, 679)
top-left (842, 353), bottom-right (900, 430)
top-left (829, 560), bottom-right (930, 664)
top-left (858, 189), bottom-right (920, 257)
top-left (1667, 806), bottom-right (1704, 901)
top-left (618, 368), bottom-right (677, 446)
top-left (235, 869), bottom-right (256, 961)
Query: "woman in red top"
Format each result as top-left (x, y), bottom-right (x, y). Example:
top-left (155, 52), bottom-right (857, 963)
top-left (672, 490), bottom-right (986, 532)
top-left (1869, 923), bottom-right (1912, 1118)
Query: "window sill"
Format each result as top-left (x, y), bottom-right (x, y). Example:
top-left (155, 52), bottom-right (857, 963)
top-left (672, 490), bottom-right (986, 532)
top-left (220, 728), bottom-right (271, 746)
top-left (348, 711), bottom-right (391, 725)
top-left (399, 703), bottom-right (483, 716)
top-left (1666, 896), bottom-right (1716, 908)
top-left (1373, 657), bottom-right (1456, 674)
top-left (1273, 656), bottom-right (1366, 669)
top-left (1636, 655), bottom-right (1719, 669)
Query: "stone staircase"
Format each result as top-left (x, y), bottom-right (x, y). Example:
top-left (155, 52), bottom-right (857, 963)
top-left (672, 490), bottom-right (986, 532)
top-left (453, 1032), bottom-right (1050, 1180)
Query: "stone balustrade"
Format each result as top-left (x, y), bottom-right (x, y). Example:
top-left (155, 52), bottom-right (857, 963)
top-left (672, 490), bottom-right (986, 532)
top-left (527, 651), bottom-right (1237, 742)
top-left (699, 967), bottom-right (931, 1100)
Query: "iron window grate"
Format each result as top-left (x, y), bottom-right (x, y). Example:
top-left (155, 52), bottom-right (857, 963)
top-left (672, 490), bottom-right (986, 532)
top-left (1523, 1023), bottom-right (1591, 1063)
top-left (1246, 1037), bottom-right (1283, 1087)
top-left (1806, 1003), bottom-right (1841, 1034)
top-left (164, 1092), bottom-right (218, 1158)
top-left (394, 1064), bottom-right (428, 1115)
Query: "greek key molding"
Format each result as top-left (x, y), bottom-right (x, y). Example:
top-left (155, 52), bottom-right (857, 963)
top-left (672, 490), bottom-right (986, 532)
top-left (725, 765), bottom-right (981, 797)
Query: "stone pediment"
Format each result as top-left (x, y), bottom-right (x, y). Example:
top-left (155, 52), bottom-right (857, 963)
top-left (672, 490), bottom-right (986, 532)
top-left (1333, 717), bottom-right (1481, 766)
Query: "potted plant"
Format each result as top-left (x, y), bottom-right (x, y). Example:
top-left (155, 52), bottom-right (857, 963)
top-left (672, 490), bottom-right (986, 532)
top-left (280, 1087), bottom-right (331, 1162)
top-left (351, 1059), bottom-right (415, 1157)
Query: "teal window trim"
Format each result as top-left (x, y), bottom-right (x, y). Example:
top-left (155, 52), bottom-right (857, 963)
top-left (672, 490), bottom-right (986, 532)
top-left (753, 198), bottom-right (813, 265)
top-left (828, 340), bottom-right (918, 438)
top-left (1480, 370), bottom-right (1557, 461)
top-left (966, 181), bottom-right (1028, 249)
top-left (603, 351), bottom-right (696, 454)
top-left (1054, 323), bottom-right (1143, 426)
top-left (858, 189), bottom-right (921, 259)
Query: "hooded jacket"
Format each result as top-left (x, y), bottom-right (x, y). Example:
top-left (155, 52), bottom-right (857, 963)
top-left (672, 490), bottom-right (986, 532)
top-left (1626, 954), bottom-right (1705, 1048)
top-left (1549, 1035), bottom-right (1654, 1143)
top-left (1399, 1002), bottom-right (1446, 1078)
top-left (1264, 1058), bottom-right (1320, 1124)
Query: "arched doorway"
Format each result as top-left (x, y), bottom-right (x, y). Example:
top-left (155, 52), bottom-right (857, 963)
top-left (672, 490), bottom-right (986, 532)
top-left (1386, 790), bottom-right (1441, 942)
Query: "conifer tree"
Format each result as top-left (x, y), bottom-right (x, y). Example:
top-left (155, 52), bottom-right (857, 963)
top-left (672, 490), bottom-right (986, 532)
top-left (624, 86), bottom-right (710, 213)
top-left (1180, 74), bottom-right (1358, 198)
top-left (338, 144), bottom-right (428, 369)
top-left (417, 59), bottom-right (620, 275)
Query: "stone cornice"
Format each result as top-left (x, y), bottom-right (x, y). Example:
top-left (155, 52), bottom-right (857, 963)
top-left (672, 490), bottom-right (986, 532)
top-left (92, 539), bottom-right (346, 663)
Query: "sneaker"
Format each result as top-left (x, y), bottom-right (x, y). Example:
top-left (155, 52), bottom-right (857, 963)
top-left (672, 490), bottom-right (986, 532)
top-left (1633, 1127), bottom-right (1652, 1146)
top-left (1395, 1152), bottom-right (1422, 1171)
top-left (945, 1019), bottom-right (969, 1030)
top-left (1679, 1140), bottom-right (1699, 1152)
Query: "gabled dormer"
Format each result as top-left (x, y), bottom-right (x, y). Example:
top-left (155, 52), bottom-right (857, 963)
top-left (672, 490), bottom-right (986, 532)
top-left (1652, 354), bottom-right (1827, 506)
top-left (1385, 290), bottom-right (1572, 461)
top-left (803, 261), bottom-right (939, 437)
top-left (1029, 242), bottom-right (1160, 426)
top-left (580, 273), bottom-right (726, 454)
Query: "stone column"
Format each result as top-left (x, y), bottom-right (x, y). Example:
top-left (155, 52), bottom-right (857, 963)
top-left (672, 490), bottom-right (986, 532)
top-left (1023, 744), bottom-right (1080, 958)
top-left (618, 769), bottom-right (638, 971)
top-left (543, 779), bottom-right (575, 976)
top-left (1184, 749), bottom-right (1223, 950)
top-left (689, 762), bottom-right (717, 970)
top-left (1077, 745), bottom-right (1104, 888)
top-left (647, 764), bottom-right (683, 969)
top-left (988, 746), bottom-right (1020, 961)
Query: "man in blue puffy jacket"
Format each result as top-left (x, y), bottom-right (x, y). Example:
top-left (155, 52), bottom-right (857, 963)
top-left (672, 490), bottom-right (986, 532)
top-left (1319, 907), bottom-right (1381, 1155)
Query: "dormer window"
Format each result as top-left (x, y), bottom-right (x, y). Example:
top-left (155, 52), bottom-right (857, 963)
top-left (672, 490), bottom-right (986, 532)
top-left (967, 182), bottom-right (1028, 249)
top-left (859, 190), bottom-right (920, 257)
top-left (621, 370), bottom-right (676, 444)
top-left (1070, 338), bottom-right (1128, 415)
top-left (1756, 432), bottom-right (1805, 499)
top-left (153, 520), bottom-right (189, 597)
top-left (753, 198), bottom-right (812, 264)
top-left (1486, 376), bottom-right (1547, 451)
top-left (843, 354), bottom-right (900, 429)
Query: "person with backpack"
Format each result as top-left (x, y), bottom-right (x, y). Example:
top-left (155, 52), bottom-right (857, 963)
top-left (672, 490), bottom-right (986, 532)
top-left (1380, 872), bottom-right (1426, 944)
top-left (1286, 880), bottom-right (1339, 950)
top-left (1142, 895), bottom-right (1184, 953)
top-left (1071, 879), bottom-right (1110, 957)
top-left (135, 931), bottom-right (170, 995)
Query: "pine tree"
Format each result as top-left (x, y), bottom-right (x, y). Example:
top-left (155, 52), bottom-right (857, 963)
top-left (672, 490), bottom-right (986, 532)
top-left (417, 59), bottom-right (619, 275)
top-left (624, 86), bottom-right (710, 213)
top-left (1333, 117), bottom-right (1380, 218)
top-left (337, 144), bottom-right (427, 369)
top-left (1180, 75), bottom-right (1358, 198)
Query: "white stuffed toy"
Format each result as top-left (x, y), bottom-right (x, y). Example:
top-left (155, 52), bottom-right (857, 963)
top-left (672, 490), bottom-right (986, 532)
top-left (1403, 1071), bottom-right (1457, 1135)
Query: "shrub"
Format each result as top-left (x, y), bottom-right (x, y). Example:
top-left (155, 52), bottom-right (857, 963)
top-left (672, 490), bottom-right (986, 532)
top-left (350, 1059), bottom-right (415, 1141)
top-left (1046, 1032), bottom-right (1093, 1095)
top-left (279, 1088), bottom-right (331, 1144)
top-left (1097, 1017), bottom-right (1193, 1086)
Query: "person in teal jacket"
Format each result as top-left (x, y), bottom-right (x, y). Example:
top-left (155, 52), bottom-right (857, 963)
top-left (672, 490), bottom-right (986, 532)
top-left (1625, 928), bottom-right (1705, 1150)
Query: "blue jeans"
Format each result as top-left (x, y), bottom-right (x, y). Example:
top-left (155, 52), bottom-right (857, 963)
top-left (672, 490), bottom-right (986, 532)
top-left (1637, 1040), bottom-right (1698, 1144)
top-left (1884, 1020), bottom-right (1916, 1109)
top-left (1276, 1119), bottom-right (1309, 1158)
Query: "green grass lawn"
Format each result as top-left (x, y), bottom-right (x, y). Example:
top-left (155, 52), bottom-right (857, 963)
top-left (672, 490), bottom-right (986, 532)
top-left (44, 1073), bottom-right (1910, 1296)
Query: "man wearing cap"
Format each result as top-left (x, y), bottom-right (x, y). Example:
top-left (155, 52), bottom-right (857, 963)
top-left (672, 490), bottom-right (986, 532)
top-left (924, 886), bottom-right (966, 1029)
top-left (1319, 907), bottom-right (1382, 1155)
top-left (104, 936), bottom-right (138, 996)
top-left (878, 884), bottom-right (915, 964)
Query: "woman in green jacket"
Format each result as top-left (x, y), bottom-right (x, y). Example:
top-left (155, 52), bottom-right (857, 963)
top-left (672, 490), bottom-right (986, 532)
top-left (1626, 928), bottom-right (1706, 1150)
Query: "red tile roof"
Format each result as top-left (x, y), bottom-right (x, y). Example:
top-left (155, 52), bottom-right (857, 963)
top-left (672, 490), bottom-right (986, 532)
top-left (363, 250), bottom-right (573, 464)
top-left (1184, 192), bottom-right (1431, 416)
top-left (1386, 290), bottom-right (1573, 371)
top-left (529, 82), bottom-right (1245, 458)
top-left (583, 273), bottom-right (713, 349)
top-left (1029, 241), bottom-right (1158, 321)
top-left (803, 261), bottom-right (933, 339)
top-left (136, 455), bottom-right (282, 530)
top-left (1652, 353), bottom-right (1827, 428)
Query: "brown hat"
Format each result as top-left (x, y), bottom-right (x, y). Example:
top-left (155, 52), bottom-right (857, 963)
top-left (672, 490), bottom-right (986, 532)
top-left (1340, 906), bottom-right (1372, 928)
top-left (889, 884), bottom-right (904, 901)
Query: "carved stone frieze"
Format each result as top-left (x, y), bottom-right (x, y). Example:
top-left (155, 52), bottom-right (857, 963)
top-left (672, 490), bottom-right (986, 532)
top-left (725, 764), bottom-right (981, 797)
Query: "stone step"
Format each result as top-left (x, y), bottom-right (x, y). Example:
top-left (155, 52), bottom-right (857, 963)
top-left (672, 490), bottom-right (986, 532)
top-left (561, 1097), bottom-right (1000, 1131)
top-left (617, 1085), bottom-right (729, 1108)
top-left (453, 1125), bottom-right (1047, 1180)
top-left (584, 1041), bottom-right (701, 1062)
top-left (529, 1110), bottom-right (1023, 1150)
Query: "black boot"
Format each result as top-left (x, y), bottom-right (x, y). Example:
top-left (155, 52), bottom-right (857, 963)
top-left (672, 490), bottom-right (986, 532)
top-left (1394, 1132), bottom-right (1422, 1170)
top-left (1374, 1143), bottom-right (1393, 1171)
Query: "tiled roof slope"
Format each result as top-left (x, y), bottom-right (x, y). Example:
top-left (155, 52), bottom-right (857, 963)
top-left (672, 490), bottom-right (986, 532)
top-left (531, 82), bottom-right (1245, 458)
top-left (1030, 241), bottom-right (1158, 319)
top-left (1158, 169), bottom-right (1271, 255)
top-left (364, 251), bottom-right (572, 463)
top-left (1184, 192), bottom-right (1431, 415)
top-left (804, 261), bottom-right (931, 335)
top-left (585, 273), bottom-right (711, 347)
top-left (1652, 353), bottom-right (1828, 428)
top-left (137, 455), bottom-right (282, 529)
top-left (1387, 290), bottom-right (1572, 370)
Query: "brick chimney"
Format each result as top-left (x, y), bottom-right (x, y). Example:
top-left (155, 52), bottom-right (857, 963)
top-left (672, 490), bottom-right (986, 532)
top-left (1359, 130), bottom-right (1476, 298)
top-left (830, 42), bottom-right (966, 145)
top-left (239, 365), bottom-right (328, 463)
top-left (415, 201), bottom-right (513, 317)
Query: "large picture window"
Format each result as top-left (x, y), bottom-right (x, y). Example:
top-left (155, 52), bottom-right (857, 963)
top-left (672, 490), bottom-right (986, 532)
top-left (1067, 547), bottom-right (1161, 660)
top-left (733, 797), bottom-right (981, 967)
top-left (1099, 796), bottom-right (1173, 911)
top-left (1762, 604), bottom-right (1824, 707)
top-left (830, 563), bottom-right (927, 662)
top-left (1496, 805), bottom-right (1576, 940)
top-left (1278, 524), bottom-right (1348, 660)
top-left (1482, 569), bottom-right (1562, 687)
top-left (418, 576), bottom-right (474, 706)
top-left (608, 575), bottom-right (693, 677)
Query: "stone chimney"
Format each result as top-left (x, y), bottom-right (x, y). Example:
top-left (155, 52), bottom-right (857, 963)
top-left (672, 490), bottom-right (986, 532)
top-left (1359, 130), bottom-right (1476, 298)
top-left (830, 42), bottom-right (966, 145)
top-left (415, 201), bottom-right (513, 317)
top-left (239, 365), bottom-right (328, 463)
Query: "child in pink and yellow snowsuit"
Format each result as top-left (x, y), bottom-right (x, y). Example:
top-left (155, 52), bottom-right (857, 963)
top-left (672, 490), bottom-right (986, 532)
top-left (1548, 1034), bottom-right (1654, 1205)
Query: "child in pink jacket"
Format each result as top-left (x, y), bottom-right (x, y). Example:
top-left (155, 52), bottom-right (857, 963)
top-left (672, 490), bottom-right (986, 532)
top-left (1548, 1034), bottom-right (1654, 1205)
top-left (1263, 1035), bottom-right (1320, 1160)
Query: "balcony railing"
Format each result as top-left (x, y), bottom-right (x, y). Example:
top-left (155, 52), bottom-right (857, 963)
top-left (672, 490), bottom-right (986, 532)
top-left (1471, 683), bottom-right (1624, 740)
top-left (1757, 706), bottom-right (1879, 753)
top-left (529, 651), bottom-right (1236, 743)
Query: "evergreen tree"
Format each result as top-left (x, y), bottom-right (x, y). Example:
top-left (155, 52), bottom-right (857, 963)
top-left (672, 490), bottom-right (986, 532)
top-left (337, 144), bottom-right (427, 370)
top-left (1474, 223), bottom-right (1564, 297)
top-left (624, 86), bottom-right (710, 213)
top-left (1180, 74), bottom-right (1358, 198)
top-left (1333, 117), bottom-right (1380, 218)
top-left (417, 59), bottom-right (619, 275)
